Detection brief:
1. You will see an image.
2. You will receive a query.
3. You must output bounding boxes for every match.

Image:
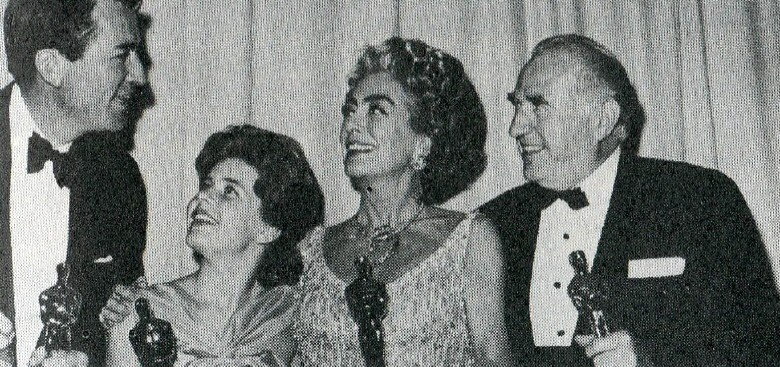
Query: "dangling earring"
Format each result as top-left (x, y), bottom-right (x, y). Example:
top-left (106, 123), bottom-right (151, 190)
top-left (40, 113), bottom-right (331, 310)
top-left (410, 154), bottom-right (427, 171)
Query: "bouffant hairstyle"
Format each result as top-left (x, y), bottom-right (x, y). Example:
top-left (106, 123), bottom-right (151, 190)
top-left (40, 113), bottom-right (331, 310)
top-left (4, 0), bottom-right (142, 88)
top-left (347, 37), bottom-right (487, 205)
top-left (526, 34), bottom-right (646, 155)
top-left (195, 125), bottom-right (325, 287)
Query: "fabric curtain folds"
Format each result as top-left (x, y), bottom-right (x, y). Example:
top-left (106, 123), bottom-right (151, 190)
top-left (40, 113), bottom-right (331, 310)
top-left (0, 0), bottom-right (776, 287)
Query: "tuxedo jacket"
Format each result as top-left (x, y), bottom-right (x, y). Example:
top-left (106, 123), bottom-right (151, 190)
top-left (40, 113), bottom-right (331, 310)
top-left (0, 84), bottom-right (147, 366)
top-left (481, 152), bottom-right (780, 366)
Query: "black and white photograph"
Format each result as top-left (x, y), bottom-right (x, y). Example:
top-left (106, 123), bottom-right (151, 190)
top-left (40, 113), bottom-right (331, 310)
top-left (0, 0), bottom-right (777, 366)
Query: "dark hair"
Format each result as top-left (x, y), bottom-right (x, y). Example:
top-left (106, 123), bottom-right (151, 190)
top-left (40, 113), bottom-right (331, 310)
top-left (347, 37), bottom-right (487, 205)
top-left (4, 0), bottom-right (141, 88)
top-left (195, 125), bottom-right (325, 287)
top-left (526, 34), bottom-right (646, 155)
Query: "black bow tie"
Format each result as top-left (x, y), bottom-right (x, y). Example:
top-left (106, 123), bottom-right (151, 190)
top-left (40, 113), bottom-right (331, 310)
top-left (27, 132), bottom-right (69, 187)
top-left (529, 182), bottom-right (590, 210)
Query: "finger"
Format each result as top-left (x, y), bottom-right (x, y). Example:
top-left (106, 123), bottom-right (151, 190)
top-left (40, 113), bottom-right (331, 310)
top-left (584, 331), bottom-right (633, 359)
top-left (574, 334), bottom-right (596, 348)
top-left (28, 346), bottom-right (47, 366)
top-left (0, 313), bottom-right (11, 334)
top-left (592, 350), bottom-right (636, 367)
top-left (105, 297), bottom-right (131, 315)
top-left (112, 285), bottom-right (135, 302)
top-left (100, 311), bottom-right (123, 329)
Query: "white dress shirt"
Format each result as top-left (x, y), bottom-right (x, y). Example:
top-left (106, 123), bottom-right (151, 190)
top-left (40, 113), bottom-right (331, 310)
top-left (8, 85), bottom-right (71, 365)
top-left (529, 150), bottom-right (620, 347)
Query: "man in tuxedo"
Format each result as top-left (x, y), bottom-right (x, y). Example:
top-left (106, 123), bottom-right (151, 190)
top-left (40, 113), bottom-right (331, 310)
top-left (480, 34), bottom-right (780, 366)
top-left (0, 0), bottom-right (149, 365)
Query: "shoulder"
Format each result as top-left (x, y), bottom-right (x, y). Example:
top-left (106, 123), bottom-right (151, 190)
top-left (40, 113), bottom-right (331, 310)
top-left (70, 134), bottom-right (142, 175)
top-left (624, 155), bottom-right (742, 203)
top-left (628, 155), bottom-right (730, 184)
top-left (479, 183), bottom-right (534, 216)
top-left (463, 213), bottom-right (504, 279)
top-left (298, 225), bottom-right (326, 264)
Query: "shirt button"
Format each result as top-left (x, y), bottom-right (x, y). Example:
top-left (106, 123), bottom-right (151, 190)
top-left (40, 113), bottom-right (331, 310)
top-left (563, 233), bottom-right (570, 240)
top-left (557, 330), bottom-right (566, 337)
top-left (553, 282), bottom-right (561, 289)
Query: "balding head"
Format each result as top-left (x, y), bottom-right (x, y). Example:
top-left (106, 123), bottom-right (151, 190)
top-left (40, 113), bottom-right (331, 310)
top-left (522, 34), bottom-right (645, 155)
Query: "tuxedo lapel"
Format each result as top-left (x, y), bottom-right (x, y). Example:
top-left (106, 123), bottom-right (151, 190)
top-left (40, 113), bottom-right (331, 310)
top-left (592, 153), bottom-right (638, 279)
top-left (0, 84), bottom-right (15, 321)
top-left (482, 185), bottom-right (543, 358)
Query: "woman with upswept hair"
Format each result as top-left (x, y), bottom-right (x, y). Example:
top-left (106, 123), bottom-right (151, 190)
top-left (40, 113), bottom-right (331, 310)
top-left (294, 37), bottom-right (510, 366)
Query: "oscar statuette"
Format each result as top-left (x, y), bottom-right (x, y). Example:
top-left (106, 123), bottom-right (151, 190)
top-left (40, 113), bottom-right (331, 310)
top-left (567, 250), bottom-right (611, 337)
top-left (129, 298), bottom-right (177, 367)
top-left (37, 263), bottom-right (82, 352)
top-left (345, 256), bottom-right (388, 367)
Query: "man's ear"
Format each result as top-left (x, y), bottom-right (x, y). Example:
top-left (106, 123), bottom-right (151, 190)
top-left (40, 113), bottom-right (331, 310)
top-left (595, 98), bottom-right (621, 140)
top-left (256, 225), bottom-right (282, 244)
top-left (34, 49), bottom-right (70, 88)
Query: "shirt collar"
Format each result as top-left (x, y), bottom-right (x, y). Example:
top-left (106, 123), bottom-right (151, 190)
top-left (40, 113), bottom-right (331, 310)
top-left (577, 149), bottom-right (621, 207)
top-left (10, 85), bottom-right (71, 153)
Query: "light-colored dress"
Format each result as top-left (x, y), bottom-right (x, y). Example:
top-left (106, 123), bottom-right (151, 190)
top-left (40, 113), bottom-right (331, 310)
top-left (136, 282), bottom-right (296, 366)
top-left (295, 214), bottom-right (476, 366)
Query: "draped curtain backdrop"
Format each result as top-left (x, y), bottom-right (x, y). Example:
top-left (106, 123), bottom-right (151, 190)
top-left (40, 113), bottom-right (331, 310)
top-left (0, 1), bottom-right (777, 286)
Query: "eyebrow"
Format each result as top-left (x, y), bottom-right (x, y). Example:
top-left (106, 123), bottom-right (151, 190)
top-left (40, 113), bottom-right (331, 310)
top-left (363, 94), bottom-right (396, 106)
top-left (114, 41), bottom-right (139, 51)
top-left (526, 94), bottom-right (548, 106)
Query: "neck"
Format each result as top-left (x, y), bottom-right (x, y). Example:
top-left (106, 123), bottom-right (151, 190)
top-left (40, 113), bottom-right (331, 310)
top-left (355, 170), bottom-right (423, 229)
top-left (20, 84), bottom-right (82, 146)
top-left (542, 148), bottom-right (616, 190)
top-left (193, 250), bottom-right (259, 311)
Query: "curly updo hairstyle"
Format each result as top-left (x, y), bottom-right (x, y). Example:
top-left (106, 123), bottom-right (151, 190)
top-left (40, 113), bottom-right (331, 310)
top-left (347, 37), bottom-right (488, 205)
top-left (195, 125), bottom-right (325, 287)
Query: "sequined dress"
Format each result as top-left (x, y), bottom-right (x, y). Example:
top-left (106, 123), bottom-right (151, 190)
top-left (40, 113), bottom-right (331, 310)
top-left (295, 214), bottom-right (476, 366)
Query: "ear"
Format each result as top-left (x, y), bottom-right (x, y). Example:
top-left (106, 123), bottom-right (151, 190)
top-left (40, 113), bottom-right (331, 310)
top-left (414, 135), bottom-right (432, 157)
top-left (255, 225), bottom-right (282, 244)
top-left (595, 98), bottom-right (620, 141)
top-left (34, 49), bottom-right (70, 88)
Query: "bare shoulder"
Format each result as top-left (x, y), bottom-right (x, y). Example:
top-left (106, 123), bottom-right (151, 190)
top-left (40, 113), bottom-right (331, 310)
top-left (467, 213), bottom-right (501, 245)
top-left (464, 213), bottom-right (504, 275)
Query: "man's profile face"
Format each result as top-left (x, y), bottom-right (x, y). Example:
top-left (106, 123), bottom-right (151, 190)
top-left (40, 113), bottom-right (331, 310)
top-left (61, 0), bottom-right (146, 133)
top-left (508, 52), bottom-right (604, 189)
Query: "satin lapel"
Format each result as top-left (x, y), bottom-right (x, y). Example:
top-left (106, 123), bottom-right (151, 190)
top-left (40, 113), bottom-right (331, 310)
top-left (491, 185), bottom-right (542, 356)
top-left (592, 153), bottom-right (639, 279)
top-left (0, 84), bottom-right (15, 321)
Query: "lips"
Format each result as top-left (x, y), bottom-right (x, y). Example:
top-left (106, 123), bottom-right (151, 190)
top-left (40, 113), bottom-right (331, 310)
top-left (517, 136), bottom-right (544, 154)
top-left (190, 209), bottom-right (217, 226)
top-left (519, 144), bottom-right (544, 154)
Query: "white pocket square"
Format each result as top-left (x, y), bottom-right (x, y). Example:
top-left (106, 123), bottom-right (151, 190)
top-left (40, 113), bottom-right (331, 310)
top-left (93, 255), bottom-right (114, 264)
top-left (627, 257), bottom-right (685, 278)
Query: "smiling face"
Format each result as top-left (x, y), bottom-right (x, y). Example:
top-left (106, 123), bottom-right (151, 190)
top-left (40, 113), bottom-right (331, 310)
top-left (508, 52), bottom-right (614, 189)
top-left (186, 158), bottom-right (271, 258)
top-left (60, 0), bottom-right (146, 133)
top-left (340, 72), bottom-right (428, 183)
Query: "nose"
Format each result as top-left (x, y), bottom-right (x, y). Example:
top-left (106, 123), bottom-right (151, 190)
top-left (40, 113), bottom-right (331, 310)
top-left (341, 115), bottom-right (364, 143)
top-left (509, 104), bottom-right (534, 139)
top-left (188, 188), bottom-right (214, 212)
top-left (125, 51), bottom-right (147, 85)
